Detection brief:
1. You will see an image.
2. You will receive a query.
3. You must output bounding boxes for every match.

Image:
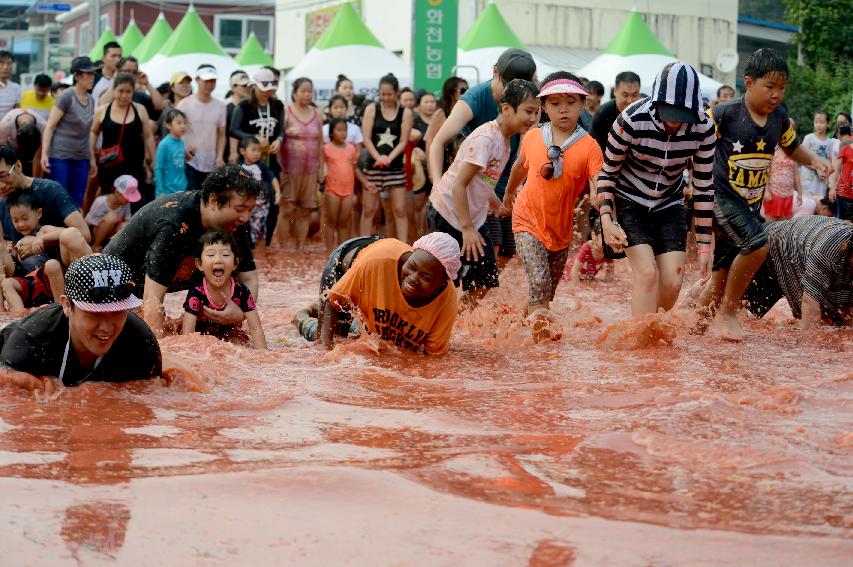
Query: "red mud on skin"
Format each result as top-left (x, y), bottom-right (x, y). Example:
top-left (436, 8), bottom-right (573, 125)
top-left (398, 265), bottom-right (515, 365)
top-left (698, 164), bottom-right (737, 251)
top-left (0, 246), bottom-right (851, 566)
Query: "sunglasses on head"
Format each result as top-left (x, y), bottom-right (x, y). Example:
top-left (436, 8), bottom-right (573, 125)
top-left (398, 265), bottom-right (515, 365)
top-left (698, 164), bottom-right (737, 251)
top-left (84, 282), bottom-right (135, 303)
top-left (539, 145), bottom-right (562, 180)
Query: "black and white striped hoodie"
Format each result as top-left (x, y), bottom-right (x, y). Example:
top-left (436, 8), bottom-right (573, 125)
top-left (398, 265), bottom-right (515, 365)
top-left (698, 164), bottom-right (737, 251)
top-left (597, 62), bottom-right (717, 245)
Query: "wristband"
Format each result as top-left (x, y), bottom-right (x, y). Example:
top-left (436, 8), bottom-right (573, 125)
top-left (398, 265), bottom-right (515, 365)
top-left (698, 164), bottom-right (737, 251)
top-left (698, 248), bottom-right (712, 254)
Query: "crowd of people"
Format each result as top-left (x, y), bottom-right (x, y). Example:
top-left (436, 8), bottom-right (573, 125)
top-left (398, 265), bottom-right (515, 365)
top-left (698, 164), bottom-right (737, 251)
top-left (0, 42), bottom-right (848, 385)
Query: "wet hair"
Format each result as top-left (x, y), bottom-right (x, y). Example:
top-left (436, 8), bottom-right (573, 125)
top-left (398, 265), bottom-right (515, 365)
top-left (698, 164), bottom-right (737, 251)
top-left (164, 108), bottom-right (186, 124)
top-left (290, 77), bottom-right (313, 101)
top-left (112, 72), bottom-right (135, 90)
top-left (814, 110), bottom-right (830, 122)
top-left (15, 123), bottom-right (41, 165)
top-left (103, 41), bottom-right (121, 56)
top-left (586, 80), bottom-right (604, 97)
top-left (335, 74), bottom-right (352, 91)
top-left (591, 217), bottom-right (602, 236)
top-left (0, 143), bottom-right (19, 166)
top-left (328, 94), bottom-right (347, 109)
top-left (200, 164), bottom-right (262, 205)
top-left (7, 189), bottom-right (42, 211)
top-left (379, 73), bottom-right (399, 92)
top-left (499, 79), bottom-right (540, 110)
top-left (717, 85), bottom-right (735, 97)
top-left (839, 124), bottom-right (851, 137)
top-left (440, 76), bottom-right (467, 115)
top-left (819, 197), bottom-right (837, 216)
top-left (238, 135), bottom-right (260, 151)
top-left (744, 48), bottom-right (788, 80)
top-left (614, 71), bottom-right (641, 88)
top-left (33, 74), bottom-right (51, 88)
top-left (328, 117), bottom-right (348, 139)
top-left (197, 230), bottom-right (239, 263)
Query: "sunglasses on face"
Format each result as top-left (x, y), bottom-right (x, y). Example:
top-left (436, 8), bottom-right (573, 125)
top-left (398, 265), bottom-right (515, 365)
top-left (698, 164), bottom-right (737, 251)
top-left (84, 282), bottom-right (135, 303)
top-left (539, 145), bottom-right (562, 180)
top-left (258, 80), bottom-right (278, 88)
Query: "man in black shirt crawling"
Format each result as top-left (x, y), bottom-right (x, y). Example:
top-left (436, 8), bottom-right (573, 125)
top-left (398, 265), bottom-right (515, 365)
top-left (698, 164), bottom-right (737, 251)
top-left (0, 253), bottom-right (161, 386)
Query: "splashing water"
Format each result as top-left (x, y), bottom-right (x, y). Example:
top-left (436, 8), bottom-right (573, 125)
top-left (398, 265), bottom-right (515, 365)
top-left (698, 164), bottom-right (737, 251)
top-left (0, 245), bottom-right (850, 566)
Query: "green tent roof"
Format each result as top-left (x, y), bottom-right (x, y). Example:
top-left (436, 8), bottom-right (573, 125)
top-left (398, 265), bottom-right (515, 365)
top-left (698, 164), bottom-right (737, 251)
top-left (234, 33), bottom-right (274, 66)
top-left (88, 28), bottom-right (118, 61)
top-left (314, 3), bottom-right (383, 50)
top-left (459, 4), bottom-right (525, 51)
top-left (119, 20), bottom-right (144, 55)
top-left (133, 14), bottom-right (173, 62)
top-left (156, 7), bottom-right (227, 58)
top-left (603, 11), bottom-right (672, 57)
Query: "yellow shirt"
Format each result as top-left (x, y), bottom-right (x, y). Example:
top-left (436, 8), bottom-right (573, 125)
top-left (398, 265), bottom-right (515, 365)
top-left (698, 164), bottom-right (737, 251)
top-left (330, 239), bottom-right (458, 354)
top-left (20, 90), bottom-right (54, 117)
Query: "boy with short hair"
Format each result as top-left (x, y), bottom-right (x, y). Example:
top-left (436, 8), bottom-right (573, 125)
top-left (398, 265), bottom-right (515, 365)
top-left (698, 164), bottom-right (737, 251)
top-left (20, 74), bottom-right (54, 121)
top-left (701, 48), bottom-right (832, 340)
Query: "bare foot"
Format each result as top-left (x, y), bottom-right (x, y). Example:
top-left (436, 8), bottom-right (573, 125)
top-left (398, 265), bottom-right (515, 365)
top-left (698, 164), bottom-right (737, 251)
top-left (714, 311), bottom-right (744, 342)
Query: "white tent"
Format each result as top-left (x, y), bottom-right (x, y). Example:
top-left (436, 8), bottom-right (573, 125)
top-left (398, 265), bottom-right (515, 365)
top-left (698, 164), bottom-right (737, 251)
top-left (455, 5), bottom-right (555, 86)
top-left (283, 4), bottom-right (410, 100)
top-left (577, 11), bottom-right (722, 99)
top-left (140, 8), bottom-right (238, 99)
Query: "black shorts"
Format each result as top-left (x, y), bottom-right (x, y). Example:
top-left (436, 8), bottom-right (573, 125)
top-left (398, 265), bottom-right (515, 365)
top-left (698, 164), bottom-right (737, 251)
top-left (741, 261), bottom-right (783, 318)
top-left (319, 236), bottom-right (381, 297)
top-left (713, 189), bottom-right (767, 271)
top-left (427, 202), bottom-right (498, 291)
top-left (616, 195), bottom-right (687, 256)
top-left (484, 214), bottom-right (516, 258)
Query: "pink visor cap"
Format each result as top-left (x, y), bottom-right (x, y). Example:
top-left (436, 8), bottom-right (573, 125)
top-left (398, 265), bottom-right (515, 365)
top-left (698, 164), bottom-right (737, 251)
top-left (114, 174), bottom-right (141, 203)
top-left (537, 79), bottom-right (588, 99)
top-left (413, 232), bottom-right (461, 281)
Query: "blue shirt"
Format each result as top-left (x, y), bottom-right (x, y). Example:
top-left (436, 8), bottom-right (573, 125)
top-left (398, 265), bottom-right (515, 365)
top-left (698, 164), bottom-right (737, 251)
top-left (154, 135), bottom-right (188, 198)
top-left (0, 178), bottom-right (78, 242)
top-left (460, 79), bottom-right (519, 198)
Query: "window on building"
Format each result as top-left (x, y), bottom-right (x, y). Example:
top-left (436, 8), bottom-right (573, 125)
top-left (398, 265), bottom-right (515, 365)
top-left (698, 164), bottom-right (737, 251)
top-left (100, 14), bottom-right (110, 35)
top-left (65, 28), bottom-right (76, 48)
top-left (214, 15), bottom-right (273, 53)
top-left (79, 22), bottom-right (90, 56)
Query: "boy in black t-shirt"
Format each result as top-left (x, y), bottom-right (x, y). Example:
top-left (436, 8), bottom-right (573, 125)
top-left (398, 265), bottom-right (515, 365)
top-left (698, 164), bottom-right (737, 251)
top-left (701, 49), bottom-right (831, 341)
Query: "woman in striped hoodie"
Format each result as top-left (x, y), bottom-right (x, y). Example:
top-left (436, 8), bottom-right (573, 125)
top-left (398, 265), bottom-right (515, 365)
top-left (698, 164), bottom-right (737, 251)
top-left (597, 61), bottom-right (717, 317)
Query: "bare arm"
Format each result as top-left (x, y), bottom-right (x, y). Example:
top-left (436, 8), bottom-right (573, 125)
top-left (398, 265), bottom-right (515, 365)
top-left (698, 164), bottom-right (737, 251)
top-left (569, 255), bottom-right (582, 283)
top-left (503, 144), bottom-right (528, 211)
top-left (215, 126), bottom-right (226, 167)
top-left (40, 105), bottom-right (65, 172)
top-left (387, 108), bottom-right (413, 163)
top-left (62, 211), bottom-right (91, 243)
top-left (789, 144), bottom-right (831, 177)
top-left (0, 240), bottom-right (14, 276)
top-left (361, 104), bottom-right (379, 161)
top-left (428, 101), bottom-right (474, 186)
top-left (181, 311), bottom-right (197, 335)
top-left (800, 294), bottom-right (822, 331)
top-left (143, 276), bottom-right (168, 337)
top-left (451, 161), bottom-right (485, 261)
top-left (829, 155), bottom-right (842, 200)
top-left (137, 104), bottom-right (157, 166)
top-left (237, 269), bottom-right (259, 300)
top-left (244, 311), bottom-right (268, 349)
top-left (320, 295), bottom-right (349, 350)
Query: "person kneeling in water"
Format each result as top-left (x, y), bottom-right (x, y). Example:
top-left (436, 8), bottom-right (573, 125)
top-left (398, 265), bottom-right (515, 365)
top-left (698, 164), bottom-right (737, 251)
top-left (316, 233), bottom-right (461, 354)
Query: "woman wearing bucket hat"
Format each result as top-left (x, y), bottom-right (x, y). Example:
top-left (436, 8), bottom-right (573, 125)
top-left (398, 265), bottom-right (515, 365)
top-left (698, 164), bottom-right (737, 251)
top-left (0, 253), bottom-right (161, 386)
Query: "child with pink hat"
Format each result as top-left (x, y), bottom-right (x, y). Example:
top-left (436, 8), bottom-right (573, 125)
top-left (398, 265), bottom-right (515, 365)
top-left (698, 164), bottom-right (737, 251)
top-left (84, 174), bottom-right (141, 251)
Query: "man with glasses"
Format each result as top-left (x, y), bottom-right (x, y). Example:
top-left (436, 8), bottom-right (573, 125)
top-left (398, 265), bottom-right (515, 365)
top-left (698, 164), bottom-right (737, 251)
top-left (0, 50), bottom-right (21, 119)
top-left (0, 144), bottom-right (91, 265)
top-left (176, 64), bottom-right (226, 190)
top-left (0, 253), bottom-right (161, 386)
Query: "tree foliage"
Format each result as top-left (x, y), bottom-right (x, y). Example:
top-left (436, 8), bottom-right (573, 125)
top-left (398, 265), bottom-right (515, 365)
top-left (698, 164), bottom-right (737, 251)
top-left (781, 0), bottom-right (853, 135)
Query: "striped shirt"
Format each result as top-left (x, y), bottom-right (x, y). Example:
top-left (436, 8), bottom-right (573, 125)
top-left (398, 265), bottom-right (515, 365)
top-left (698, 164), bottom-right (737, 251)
top-left (765, 216), bottom-right (853, 324)
top-left (597, 97), bottom-right (717, 245)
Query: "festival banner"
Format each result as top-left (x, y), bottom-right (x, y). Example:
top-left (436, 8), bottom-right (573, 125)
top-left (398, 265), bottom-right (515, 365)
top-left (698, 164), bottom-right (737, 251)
top-left (414, 0), bottom-right (457, 93)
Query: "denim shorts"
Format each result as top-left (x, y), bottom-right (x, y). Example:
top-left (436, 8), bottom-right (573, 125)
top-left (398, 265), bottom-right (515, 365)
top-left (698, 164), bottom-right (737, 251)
top-left (712, 189), bottom-right (767, 271)
top-left (427, 202), bottom-right (498, 291)
top-left (616, 195), bottom-right (687, 256)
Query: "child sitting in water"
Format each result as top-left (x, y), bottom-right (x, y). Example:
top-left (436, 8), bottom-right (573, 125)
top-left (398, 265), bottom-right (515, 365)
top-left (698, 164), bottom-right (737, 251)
top-left (182, 230), bottom-right (267, 349)
top-left (84, 174), bottom-right (141, 251)
top-left (567, 218), bottom-right (613, 283)
top-left (428, 79), bottom-right (540, 308)
top-left (239, 136), bottom-right (280, 255)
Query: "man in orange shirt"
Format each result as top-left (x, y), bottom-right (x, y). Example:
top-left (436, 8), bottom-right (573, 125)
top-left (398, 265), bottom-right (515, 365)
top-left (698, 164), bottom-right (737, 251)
top-left (321, 233), bottom-right (461, 355)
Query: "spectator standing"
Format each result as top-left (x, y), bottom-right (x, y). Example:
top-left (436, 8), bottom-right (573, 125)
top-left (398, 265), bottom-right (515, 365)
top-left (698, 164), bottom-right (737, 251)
top-left (20, 74), bottom-right (54, 121)
top-left (91, 41), bottom-right (122, 104)
top-left (176, 64), bottom-right (226, 190)
top-left (0, 50), bottom-right (21, 119)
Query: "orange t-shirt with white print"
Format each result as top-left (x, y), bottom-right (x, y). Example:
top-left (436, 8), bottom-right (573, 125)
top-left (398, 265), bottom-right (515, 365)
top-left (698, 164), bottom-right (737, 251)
top-left (328, 239), bottom-right (458, 355)
top-left (512, 128), bottom-right (603, 251)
